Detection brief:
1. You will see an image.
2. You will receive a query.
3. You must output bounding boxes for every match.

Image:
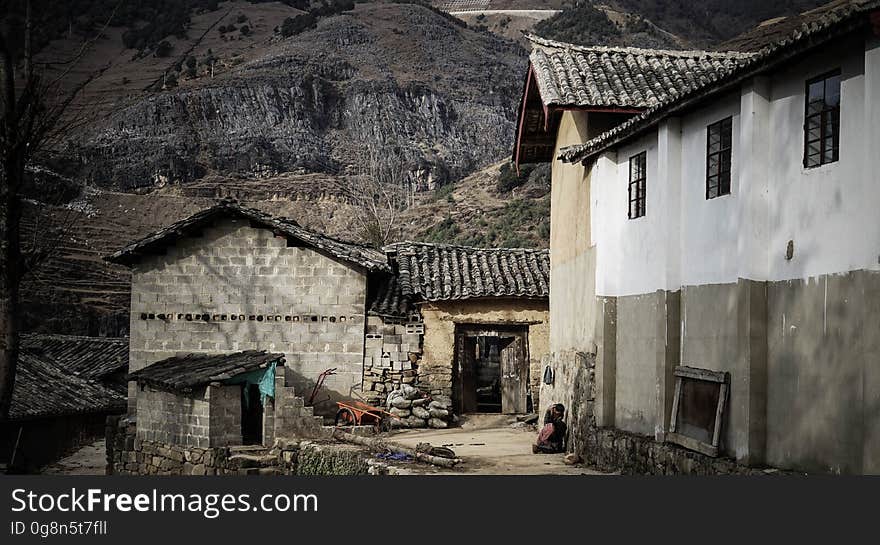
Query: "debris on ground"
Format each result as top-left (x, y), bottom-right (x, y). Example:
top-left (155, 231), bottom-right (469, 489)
top-left (564, 453), bottom-right (583, 465)
top-left (375, 451), bottom-right (413, 462)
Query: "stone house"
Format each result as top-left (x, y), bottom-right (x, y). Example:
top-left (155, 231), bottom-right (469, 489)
top-left (367, 242), bottom-right (550, 415)
top-left (515, 0), bottom-right (880, 473)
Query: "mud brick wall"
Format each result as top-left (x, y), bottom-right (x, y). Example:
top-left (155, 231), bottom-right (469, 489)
top-left (128, 217), bottom-right (368, 415)
top-left (361, 315), bottom-right (424, 405)
top-left (135, 384), bottom-right (242, 448)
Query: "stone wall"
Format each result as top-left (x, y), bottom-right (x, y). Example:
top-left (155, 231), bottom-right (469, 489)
top-left (128, 217), bottom-right (368, 416)
top-left (107, 417), bottom-right (389, 476)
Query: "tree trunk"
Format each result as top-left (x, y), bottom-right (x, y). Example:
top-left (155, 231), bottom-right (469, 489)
top-left (0, 161), bottom-right (22, 420)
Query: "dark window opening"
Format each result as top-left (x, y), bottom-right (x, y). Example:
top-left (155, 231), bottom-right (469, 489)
top-left (804, 70), bottom-right (840, 168)
top-left (628, 152), bottom-right (646, 219)
top-left (706, 117), bottom-right (732, 199)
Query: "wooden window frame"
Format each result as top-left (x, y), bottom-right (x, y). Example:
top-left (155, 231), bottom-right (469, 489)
top-left (706, 117), bottom-right (732, 199)
top-left (628, 152), bottom-right (646, 219)
top-left (666, 366), bottom-right (729, 458)
top-left (803, 69), bottom-right (841, 169)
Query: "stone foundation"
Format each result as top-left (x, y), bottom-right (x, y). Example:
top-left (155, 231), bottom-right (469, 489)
top-left (582, 427), bottom-right (797, 475)
top-left (106, 416), bottom-right (391, 476)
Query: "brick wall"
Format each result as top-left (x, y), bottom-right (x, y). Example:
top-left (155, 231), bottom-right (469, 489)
top-left (128, 218), bottom-right (368, 415)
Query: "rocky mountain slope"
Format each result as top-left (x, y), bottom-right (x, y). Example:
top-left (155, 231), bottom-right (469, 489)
top-left (66, 1), bottom-right (526, 192)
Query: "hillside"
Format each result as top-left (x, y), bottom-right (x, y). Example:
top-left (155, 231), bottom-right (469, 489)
top-left (530, 0), bottom-right (833, 49)
top-left (50, 1), bottom-right (527, 192)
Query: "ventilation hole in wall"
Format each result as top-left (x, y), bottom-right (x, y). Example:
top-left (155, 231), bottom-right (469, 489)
top-left (257, 315), bottom-right (264, 322)
top-left (238, 315), bottom-right (245, 321)
top-left (321, 316), bottom-right (328, 322)
top-left (157, 314), bottom-right (166, 321)
top-left (185, 314), bottom-right (193, 321)
top-left (177, 314), bottom-right (184, 320)
top-left (340, 316), bottom-right (347, 322)
top-left (212, 314), bottom-right (220, 321)
top-left (266, 315), bottom-right (273, 322)
top-left (148, 313), bottom-right (155, 320)
top-left (231, 315), bottom-right (238, 321)
top-left (221, 315), bottom-right (228, 321)
top-left (249, 315), bottom-right (256, 321)
top-left (201, 314), bottom-right (210, 322)
top-left (285, 316), bottom-right (292, 322)
top-left (311, 316), bottom-right (318, 322)
top-left (293, 316), bottom-right (300, 322)
top-left (140, 313), bottom-right (148, 320)
top-left (329, 316), bottom-right (336, 323)
top-left (275, 315), bottom-right (281, 321)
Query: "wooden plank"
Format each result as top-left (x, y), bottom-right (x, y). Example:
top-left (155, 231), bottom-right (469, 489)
top-left (668, 376), bottom-right (682, 433)
top-left (666, 432), bottom-right (719, 457)
top-left (712, 382), bottom-right (729, 447)
top-left (674, 365), bottom-right (728, 383)
top-left (501, 336), bottom-right (527, 414)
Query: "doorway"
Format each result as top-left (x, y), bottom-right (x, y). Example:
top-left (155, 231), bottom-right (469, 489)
top-left (453, 324), bottom-right (529, 415)
top-left (240, 384), bottom-right (263, 445)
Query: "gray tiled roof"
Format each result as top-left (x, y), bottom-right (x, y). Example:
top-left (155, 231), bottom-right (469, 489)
top-left (128, 351), bottom-right (284, 393)
top-left (21, 333), bottom-right (128, 381)
top-left (106, 200), bottom-right (390, 272)
top-left (528, 35), bottom-right (754, 109)
top-left (386, 242), bottom-right (550, 302)
top-left (10, 352), bottom-right (126, 421)
top-left (369, 273), bottom-right (412, 318)
top-left (560, 0), bottom-right (880, 163)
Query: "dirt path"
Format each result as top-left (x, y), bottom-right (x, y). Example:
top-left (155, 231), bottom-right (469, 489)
top-left (383, 417), bottom-right (608, 475)
top-left (41, 440), bottom-right (107, 475)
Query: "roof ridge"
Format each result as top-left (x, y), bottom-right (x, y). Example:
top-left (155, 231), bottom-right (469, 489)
top-left (21, 332), bottom-right (126, 342)
top-left (526, 33), bottom-right (756, 59)
top-left (559, 0), bottom-right (880, 163)
top-left (386, 240), bottom-right (549, 253)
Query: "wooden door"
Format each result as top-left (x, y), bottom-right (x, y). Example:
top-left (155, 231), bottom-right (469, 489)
top-left (456, 335), bottom-right (478, 414)
top-left (500, 335), bottom-right (527, 414)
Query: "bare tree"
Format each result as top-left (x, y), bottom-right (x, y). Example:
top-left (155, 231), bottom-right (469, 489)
top-left (333, 147), bottom-right (410, 248)
top-left (0, 1), bottom-right (114, 419)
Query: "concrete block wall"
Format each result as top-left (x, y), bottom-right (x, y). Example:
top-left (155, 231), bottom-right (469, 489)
top-left (135, 386), bottom-right (214, 448)
top-left (208, 384), bottom-right (243, 447)
top-left (128, 217), bottom-right (368, 415)
top-left (361, 315), bottom-right (423, 405)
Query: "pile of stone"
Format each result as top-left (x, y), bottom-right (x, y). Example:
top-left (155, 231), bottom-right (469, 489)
top-left (386, 385), bottom-right (456, 429)
top-left (361, 365), bottom-right (418, 407)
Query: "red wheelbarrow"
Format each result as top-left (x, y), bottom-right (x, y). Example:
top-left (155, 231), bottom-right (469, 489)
top-left (335, 400), bottom-right (400, 433)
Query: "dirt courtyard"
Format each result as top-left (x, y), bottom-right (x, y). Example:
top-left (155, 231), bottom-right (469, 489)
top-left (384, 415), bottom-right (607, 475)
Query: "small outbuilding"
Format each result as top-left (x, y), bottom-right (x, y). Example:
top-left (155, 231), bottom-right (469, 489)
top-left (127, 350), bottom-right (286, 448)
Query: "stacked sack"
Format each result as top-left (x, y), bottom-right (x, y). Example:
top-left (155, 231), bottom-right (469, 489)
top-left (386, 385), bottom-right (456, 429)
